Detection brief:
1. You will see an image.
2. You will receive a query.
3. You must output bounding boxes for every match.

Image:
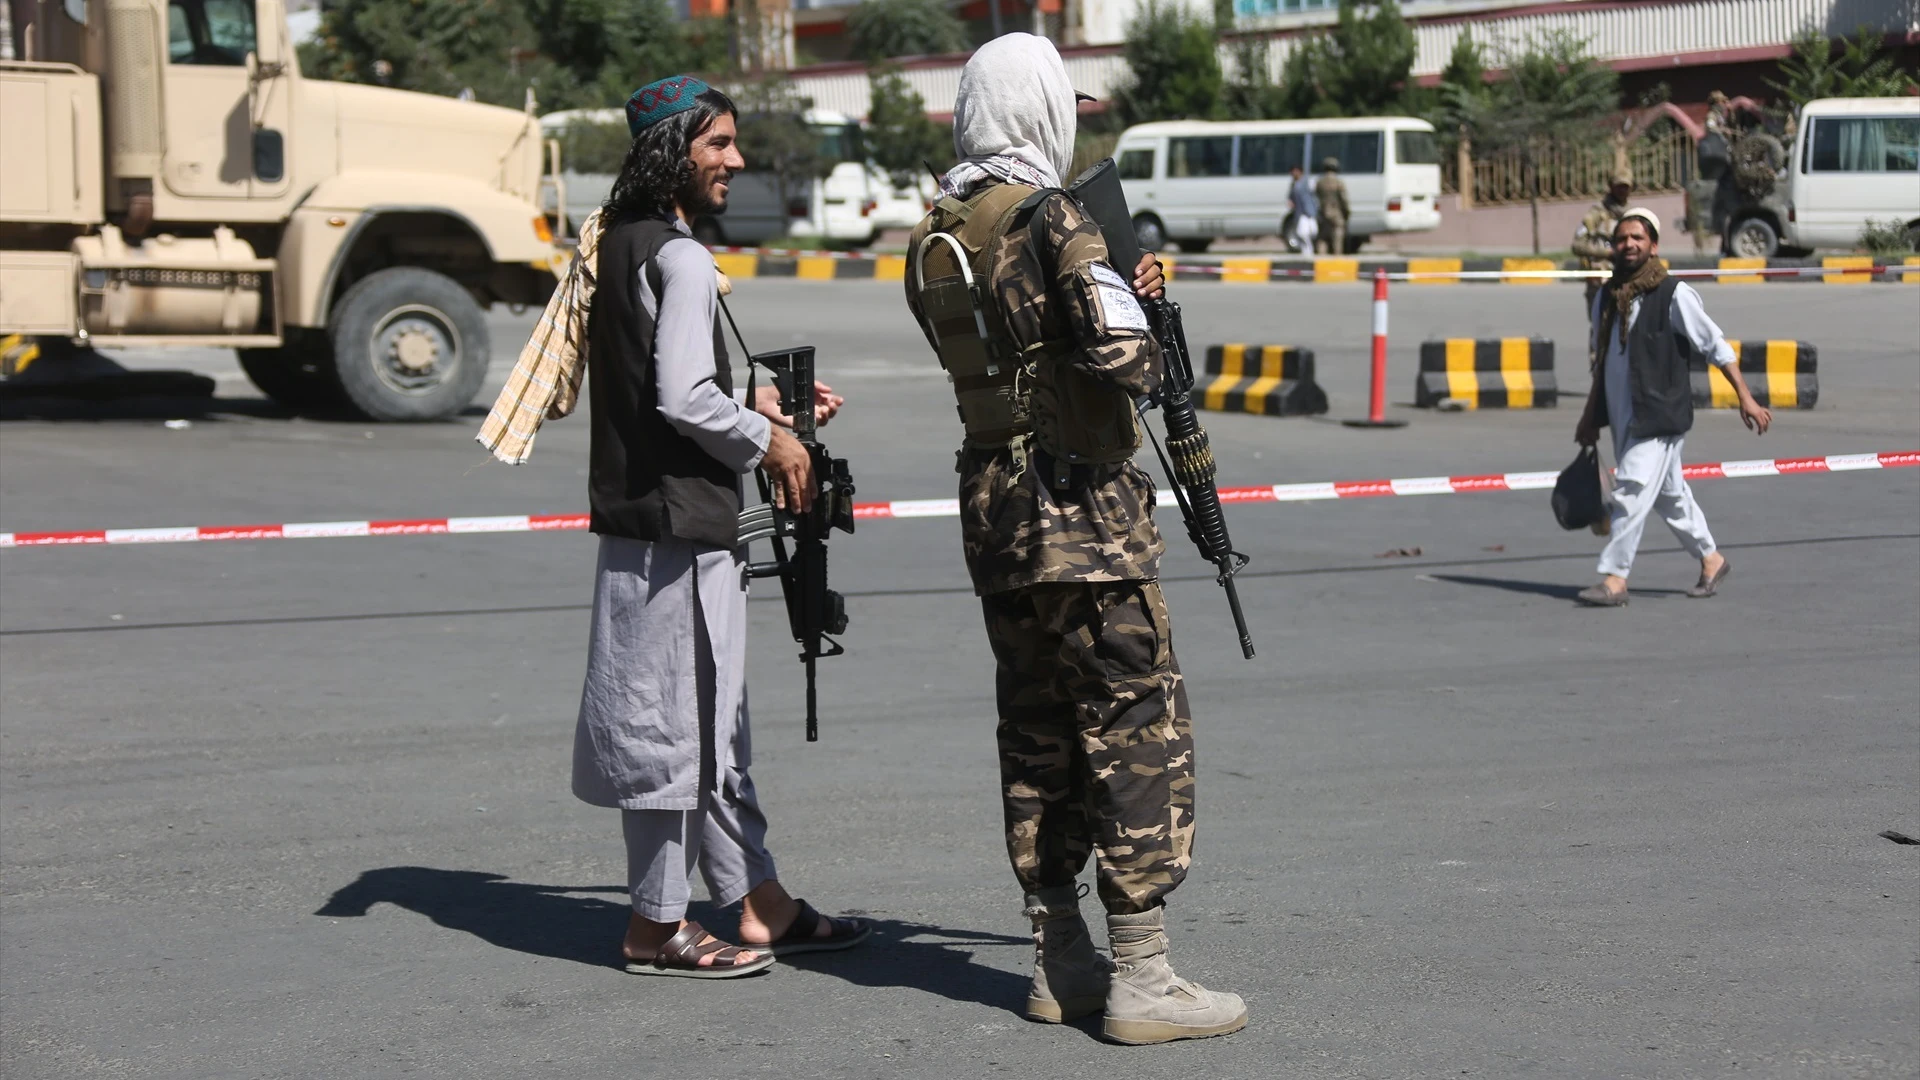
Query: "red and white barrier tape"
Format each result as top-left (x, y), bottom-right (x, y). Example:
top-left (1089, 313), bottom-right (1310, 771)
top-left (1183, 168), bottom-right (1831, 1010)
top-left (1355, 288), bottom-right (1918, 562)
top-left (3, 450), bottom-right (1913, 548)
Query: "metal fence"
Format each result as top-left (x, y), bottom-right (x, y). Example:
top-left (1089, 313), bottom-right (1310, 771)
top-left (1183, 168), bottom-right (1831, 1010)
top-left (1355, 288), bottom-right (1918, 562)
top-left (1444, 129), bottom-right (1696, 207)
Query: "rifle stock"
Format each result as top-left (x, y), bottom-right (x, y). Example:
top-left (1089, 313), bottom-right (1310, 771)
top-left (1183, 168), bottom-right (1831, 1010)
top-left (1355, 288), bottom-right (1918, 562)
top-left (1068, 158), bottom-right (1256, 659)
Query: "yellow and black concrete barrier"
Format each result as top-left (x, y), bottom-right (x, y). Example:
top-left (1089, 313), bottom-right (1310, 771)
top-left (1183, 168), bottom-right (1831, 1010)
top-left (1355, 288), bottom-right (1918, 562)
top-left (1198, 345), bottom-right (1329, 417)
top-left (1415, 338), bottom-right (1557, 409)
top-left (1694, 341), bottom-right (1817, 409)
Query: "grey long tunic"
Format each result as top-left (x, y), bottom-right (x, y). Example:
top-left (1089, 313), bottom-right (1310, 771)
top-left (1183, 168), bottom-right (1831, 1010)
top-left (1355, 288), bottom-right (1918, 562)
top-left (572, 220), bottom-right (771, 811)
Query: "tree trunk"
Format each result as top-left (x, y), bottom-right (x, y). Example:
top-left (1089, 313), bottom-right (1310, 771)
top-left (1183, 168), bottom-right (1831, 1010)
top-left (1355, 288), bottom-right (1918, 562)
top-left (1456, 127), bottom-right (1474, 211)
top-left (1526, 155), bottom-right (1541, 254)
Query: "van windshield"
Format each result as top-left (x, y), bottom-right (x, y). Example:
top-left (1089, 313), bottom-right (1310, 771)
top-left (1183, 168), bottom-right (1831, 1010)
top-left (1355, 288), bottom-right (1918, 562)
top-left (816, 124), bottom-right (866, 165)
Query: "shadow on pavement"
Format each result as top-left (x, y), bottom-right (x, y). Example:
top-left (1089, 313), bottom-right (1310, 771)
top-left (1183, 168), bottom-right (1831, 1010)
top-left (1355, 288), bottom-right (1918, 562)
top-left (315, 866), bottom-right (1033, 1014)
top-left (316, 867), bottom-right (627, 967)
top-left (1428, 573), bottom-right (1687, 600)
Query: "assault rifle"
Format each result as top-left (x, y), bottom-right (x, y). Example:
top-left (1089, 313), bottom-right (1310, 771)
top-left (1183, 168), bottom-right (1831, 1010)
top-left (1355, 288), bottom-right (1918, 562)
top-left (1067, 158), bottom-right (1256, 660)
top-left (723, 305), bottom-right (856, 742)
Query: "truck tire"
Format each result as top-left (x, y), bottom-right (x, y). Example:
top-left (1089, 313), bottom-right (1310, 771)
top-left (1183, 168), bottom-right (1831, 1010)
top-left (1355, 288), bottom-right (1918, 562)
top-left (237, 330), bottom-right (343, 412)
top-left (1724, 216), bottom-right (1779, 259)
top-left (327, 267), bottom-right (490, 422)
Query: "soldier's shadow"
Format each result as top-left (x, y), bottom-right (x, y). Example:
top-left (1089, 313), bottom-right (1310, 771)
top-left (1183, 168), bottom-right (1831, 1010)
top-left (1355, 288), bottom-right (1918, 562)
top-left (316, 866), bottom-right (1032, 1014)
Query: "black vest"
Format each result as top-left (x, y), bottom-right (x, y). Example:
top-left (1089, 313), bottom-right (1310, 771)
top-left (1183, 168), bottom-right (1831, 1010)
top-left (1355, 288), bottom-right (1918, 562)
top-left (586, 217), bottom-right (740, 548)
top-left (1597, 276), bottom-right (1695, 440)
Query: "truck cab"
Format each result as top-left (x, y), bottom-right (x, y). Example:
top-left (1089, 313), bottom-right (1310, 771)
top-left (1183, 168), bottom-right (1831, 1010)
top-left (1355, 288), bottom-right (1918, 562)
top-left (0, 0), bottom-right (565, 419)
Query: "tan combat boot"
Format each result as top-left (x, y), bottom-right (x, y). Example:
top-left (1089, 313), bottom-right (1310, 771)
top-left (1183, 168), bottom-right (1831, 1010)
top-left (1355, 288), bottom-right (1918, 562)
top-left (1102, 907), bottom-right (1248, 1044)
top-left (1023, 886), bottom-right (1110, 1023)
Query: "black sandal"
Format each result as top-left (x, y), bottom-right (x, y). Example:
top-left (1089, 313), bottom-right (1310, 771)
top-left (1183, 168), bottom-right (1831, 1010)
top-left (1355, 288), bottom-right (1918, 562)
top-left (762, 900), bottom-right (872, 956)
top-left (623, 920), bottom-right (776, 979)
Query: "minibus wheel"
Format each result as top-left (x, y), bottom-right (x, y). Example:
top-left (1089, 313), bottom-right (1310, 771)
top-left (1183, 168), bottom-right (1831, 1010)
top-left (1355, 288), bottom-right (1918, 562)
top-left (1133, 215), bottom-right (1167, 252)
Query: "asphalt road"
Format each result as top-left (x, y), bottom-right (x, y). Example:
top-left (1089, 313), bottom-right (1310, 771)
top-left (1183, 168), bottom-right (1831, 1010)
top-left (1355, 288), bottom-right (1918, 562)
top-left (2, 282), bottom-right (1916, 1080)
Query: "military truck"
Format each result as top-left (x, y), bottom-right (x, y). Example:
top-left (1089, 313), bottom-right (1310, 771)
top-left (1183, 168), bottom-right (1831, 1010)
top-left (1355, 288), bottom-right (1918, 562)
top-left (0, 0), bottom-right (564, 419)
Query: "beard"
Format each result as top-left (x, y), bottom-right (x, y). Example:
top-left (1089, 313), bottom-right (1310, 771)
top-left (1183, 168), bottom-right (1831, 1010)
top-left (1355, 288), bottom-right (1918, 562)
top-left (677, 167), bottom-right (731, 217)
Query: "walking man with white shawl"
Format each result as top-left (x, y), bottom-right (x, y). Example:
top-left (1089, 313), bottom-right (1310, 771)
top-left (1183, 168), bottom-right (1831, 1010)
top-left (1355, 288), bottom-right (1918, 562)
top-left (902, 35), bottom-right (1248, 1044)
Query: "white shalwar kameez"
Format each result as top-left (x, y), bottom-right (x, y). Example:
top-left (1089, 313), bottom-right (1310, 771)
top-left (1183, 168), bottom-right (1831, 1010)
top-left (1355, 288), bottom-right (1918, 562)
top-left (1590, 282), bottom-right (1736, 579)
top-left (572, 218), bottom-right (779, 920)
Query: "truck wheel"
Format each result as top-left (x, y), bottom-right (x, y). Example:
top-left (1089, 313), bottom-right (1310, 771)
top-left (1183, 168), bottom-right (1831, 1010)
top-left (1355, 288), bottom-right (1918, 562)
top-left (328, 267), bottom-right (490, 422)
top-left (1133, 215), bottom-right (1167, 252)
top-left (1724, 217), bottom-right (1779, 259)
top-left (237, 330), bottom-right (343, 412)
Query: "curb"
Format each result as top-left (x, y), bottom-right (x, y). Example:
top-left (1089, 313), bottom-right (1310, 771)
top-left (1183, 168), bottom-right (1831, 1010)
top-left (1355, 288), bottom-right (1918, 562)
top-left (1696, 342), bottom-right (1817, 410)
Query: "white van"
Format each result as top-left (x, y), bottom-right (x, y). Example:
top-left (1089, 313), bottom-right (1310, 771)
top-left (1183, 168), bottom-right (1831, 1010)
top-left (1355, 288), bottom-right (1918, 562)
top-left (1111, 117), bottom-right (1443, 253)
top-left (1783, 97), bottom-right (1920, 252)
top-left (538, 108), bottom-right (881, 247)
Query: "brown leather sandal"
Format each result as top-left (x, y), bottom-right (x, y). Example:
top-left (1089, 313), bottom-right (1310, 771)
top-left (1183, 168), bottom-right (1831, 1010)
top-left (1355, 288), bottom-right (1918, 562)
top-left (759, 899), bottom-right (873, 956)
top-left (623, 920), bottom-right (776, 979)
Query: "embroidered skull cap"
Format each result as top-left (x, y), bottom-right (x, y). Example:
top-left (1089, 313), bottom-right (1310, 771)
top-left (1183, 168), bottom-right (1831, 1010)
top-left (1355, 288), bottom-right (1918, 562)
top-left (626, 75), bottom-right (711, 137)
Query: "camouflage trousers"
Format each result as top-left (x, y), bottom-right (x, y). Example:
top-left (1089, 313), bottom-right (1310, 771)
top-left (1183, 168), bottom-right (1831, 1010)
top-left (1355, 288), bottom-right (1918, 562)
top-left (979, 580), bottom-right (1195, 916)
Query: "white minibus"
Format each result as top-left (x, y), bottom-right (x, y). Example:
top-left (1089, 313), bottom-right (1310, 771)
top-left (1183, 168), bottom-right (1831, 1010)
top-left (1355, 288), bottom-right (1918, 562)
top-left (1783, 97), bottom-right (1920, 252)
top-left (539, 108), bottom-right (881, 247)
top-left (1111, 117), bottom-right (1443, 253)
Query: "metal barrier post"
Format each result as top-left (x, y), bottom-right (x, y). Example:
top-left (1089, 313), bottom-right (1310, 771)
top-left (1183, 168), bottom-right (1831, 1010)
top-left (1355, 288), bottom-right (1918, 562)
top-left (1344, 268), bottom-right (1407, 429)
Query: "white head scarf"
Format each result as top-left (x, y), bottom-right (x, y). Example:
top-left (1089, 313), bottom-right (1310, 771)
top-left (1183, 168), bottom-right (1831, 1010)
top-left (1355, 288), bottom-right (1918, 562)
top-left (944, 33), bottom-right (1078, 197)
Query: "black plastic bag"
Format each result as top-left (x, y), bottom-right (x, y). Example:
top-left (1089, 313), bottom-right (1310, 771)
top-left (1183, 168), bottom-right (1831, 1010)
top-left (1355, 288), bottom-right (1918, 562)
top-left (1552, 446), bottom-right (1606, 531)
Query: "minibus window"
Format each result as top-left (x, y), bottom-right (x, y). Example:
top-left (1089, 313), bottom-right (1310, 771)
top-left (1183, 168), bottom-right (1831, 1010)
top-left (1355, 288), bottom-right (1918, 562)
top-left (1806, 117), bottom-right (1920, 173)
top-left (1394, 130), bottom-right (1439, 166)
top-left (1169, 137), bottom-right (1234, 178)
top-left (1311, 132), bottom-right (1382, 174)
top-left (1238, 134), bottom-right (1305, 175)
top-left (1118, 149), bottom-right (1157, 180)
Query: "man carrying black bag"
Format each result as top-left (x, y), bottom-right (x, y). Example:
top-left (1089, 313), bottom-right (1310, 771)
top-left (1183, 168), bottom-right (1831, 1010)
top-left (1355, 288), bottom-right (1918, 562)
top-left (1571, 209), bottom-right (1770, 607)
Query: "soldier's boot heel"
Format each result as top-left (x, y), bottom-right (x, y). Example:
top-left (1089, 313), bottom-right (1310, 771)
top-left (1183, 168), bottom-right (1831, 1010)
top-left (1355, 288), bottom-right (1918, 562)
top-left (1101, 907), bottom-right (1248, 1045)
top-left (1023, 886), bottom-right (1109, 1023)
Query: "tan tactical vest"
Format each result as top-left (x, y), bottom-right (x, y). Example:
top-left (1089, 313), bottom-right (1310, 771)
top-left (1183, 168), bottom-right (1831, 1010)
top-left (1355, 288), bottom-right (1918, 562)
top-left (909, 184), bottom-right (1141, 470)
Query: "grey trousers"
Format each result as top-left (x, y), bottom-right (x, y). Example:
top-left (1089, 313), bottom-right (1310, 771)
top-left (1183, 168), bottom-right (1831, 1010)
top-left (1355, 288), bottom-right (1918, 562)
top-left (621, 768), bottom-right (777, 920)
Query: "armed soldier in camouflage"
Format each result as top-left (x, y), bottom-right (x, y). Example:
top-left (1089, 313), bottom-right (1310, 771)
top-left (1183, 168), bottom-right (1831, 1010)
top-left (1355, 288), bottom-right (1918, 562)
top-left (1574, 173), bottom-right (1633, 317)
top-left (903, 34), bottom-right (1246, 1046)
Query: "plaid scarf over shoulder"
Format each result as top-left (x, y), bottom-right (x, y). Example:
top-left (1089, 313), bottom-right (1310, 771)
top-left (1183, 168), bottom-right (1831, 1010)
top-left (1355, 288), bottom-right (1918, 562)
top-left (476, 211), bottom-right (605, 465)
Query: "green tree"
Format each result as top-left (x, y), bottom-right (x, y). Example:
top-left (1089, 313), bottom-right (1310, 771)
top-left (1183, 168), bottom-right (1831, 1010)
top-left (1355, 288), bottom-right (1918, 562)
top-left (1112, 0), bottom-right (1224, 125)
top-left (1447, 30), bottom-right (1619, 252)
top-left (866, 63), bottom-right (949, 180)
top-left (845, 0), bottom-right (968, 63)
top-left (305, 0), bottom-right (563, 107)
top-left (1767, 27), bottom-right (1919, 113)
top-left (1277, 0), bottom-right (1415, 118)
top-left (1222, 35), bottom-right (1285, 120)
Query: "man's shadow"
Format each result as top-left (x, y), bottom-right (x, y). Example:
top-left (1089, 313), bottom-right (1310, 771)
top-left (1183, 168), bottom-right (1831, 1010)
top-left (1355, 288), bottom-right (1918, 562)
top-left (317, 867), bottom-right (1031, 1014)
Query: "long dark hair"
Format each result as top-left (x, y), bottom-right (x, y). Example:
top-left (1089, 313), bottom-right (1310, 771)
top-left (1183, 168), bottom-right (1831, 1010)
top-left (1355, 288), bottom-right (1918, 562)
top-left (602, 88), bottom-right (738, 223)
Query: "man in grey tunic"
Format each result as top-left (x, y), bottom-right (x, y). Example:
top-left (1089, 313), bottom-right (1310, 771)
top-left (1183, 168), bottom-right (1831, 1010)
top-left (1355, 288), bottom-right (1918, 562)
top-left (576, 76), bottom-right (868, 977)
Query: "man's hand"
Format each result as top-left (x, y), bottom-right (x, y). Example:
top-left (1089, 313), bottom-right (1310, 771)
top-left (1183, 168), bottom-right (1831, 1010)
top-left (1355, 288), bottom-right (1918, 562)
top-left (1738, 395), bottom-right (1772, 435)
top-left (1132, 252), bottom-right (1165, 301)
top-left (755, 381), bottom-right (846, 428)
top-left (1575, 414), bottom-right (1600, 447)
top-left (760, 427), bottom-right (815, 513)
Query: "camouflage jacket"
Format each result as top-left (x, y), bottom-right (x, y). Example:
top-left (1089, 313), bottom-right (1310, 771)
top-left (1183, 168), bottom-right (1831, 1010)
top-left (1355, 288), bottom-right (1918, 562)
top-left (904, 186), bottom-right (1167, 596)
top-left (1572, 198), bottom-right (1626, 267)
top-left (1314, 174), bottom-right (1349, 222)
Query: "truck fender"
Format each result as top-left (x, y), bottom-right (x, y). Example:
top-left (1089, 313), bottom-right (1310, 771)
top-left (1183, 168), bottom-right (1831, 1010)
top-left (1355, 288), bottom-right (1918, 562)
top-left (279, 172), bottom-right (553, 328)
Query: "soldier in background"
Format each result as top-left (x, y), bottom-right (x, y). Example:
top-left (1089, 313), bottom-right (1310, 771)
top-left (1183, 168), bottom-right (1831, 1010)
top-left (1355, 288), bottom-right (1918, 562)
top-left (1573, 172), bottom-right (1632, 317)
top-left (1313, 157), bottom-right (1350, 254)
top-left (903, 33), bottom-right (1247, 1046)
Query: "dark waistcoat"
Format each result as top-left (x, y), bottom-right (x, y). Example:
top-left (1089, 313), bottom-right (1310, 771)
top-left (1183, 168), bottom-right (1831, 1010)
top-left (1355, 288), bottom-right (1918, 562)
top-left (586, 216), bottom-right (740, 549)
top-left (1596, 276), bottom-right (1694, 440)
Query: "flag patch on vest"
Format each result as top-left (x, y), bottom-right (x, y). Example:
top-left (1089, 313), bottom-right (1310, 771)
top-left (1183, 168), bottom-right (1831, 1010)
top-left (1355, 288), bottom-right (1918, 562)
top-left (1087, 263), bottom-right (1149, 334)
